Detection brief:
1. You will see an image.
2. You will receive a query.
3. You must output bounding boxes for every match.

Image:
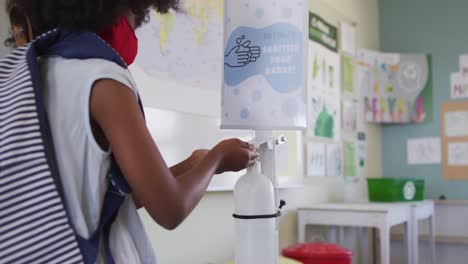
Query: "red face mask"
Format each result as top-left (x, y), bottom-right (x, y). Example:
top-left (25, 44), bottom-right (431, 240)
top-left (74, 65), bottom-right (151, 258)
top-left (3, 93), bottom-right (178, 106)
top-left (98, 16), bottom-right (138, 65)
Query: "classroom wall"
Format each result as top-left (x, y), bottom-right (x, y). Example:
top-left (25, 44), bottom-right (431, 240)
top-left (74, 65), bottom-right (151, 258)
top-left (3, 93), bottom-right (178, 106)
top-left (379, 2), bottom-right (468, 263)
top-left (137, 1), bottom-right (381, 263)
top-left (379, 0), bottom-right (468, 199)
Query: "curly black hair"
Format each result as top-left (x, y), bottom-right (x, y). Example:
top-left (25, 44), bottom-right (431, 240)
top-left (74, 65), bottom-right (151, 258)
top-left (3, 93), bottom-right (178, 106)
top-left (5, 0), bottom-right (180, 47)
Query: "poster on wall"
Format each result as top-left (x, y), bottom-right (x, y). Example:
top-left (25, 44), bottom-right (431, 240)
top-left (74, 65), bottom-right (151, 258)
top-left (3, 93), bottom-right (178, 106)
top-left (221, 1), bottom-right (308, 129)
top-left (357, 49), bottom-right (433, 124)
top-left (339, 22), bottom-right (356, 56)
top-left (135, 1), bottom-right (224, 90)
top-left (460, 54), bottom-right (468, 77)
top-left (444, 111), bottom-right (468, 137)
top-left (407, 137), bottom-right (441, 165)
top-left (450, 55), bottom-right (468, 99)
top-left (450, 73), bottom-right (468, 99)
top-left (441, 101), bottom-right (468, 180)
top-left (308, 13), bottom-right (342, 140)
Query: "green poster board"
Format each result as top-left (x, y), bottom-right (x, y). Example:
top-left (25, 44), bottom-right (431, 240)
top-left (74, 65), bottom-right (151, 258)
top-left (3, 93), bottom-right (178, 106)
top-left (309, 12), bottom-right (338, 52)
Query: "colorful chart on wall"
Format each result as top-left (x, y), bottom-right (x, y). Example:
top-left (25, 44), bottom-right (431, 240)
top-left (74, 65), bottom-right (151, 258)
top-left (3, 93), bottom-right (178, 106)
top-left (221, 0), bottom-right (308, 129)
top-left (135, 1), bottom-right (224, 91)
top-left (356, 49), bottom-right (433, 124)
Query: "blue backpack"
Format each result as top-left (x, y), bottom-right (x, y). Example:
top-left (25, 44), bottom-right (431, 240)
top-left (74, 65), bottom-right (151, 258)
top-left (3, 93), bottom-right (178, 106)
top-left (0, 29), bottom-right (137, 263)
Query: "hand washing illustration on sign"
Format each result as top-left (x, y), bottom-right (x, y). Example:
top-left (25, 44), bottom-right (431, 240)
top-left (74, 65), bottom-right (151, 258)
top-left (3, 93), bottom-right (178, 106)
top-left (225, 35), bottom-right (262, 68)
top-left (224, 24), bottom-right (302, 93)
top-left (222, 17), bottom-right (306, 129)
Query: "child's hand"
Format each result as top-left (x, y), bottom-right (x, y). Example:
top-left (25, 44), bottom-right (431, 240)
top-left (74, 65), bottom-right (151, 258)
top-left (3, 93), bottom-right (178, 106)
top-left (212, 139), bottom-right (258, 174)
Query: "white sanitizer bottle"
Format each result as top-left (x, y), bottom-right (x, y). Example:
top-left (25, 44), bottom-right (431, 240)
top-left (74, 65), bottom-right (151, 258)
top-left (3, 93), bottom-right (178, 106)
top-left (233, 162), bottom-right (277, 264)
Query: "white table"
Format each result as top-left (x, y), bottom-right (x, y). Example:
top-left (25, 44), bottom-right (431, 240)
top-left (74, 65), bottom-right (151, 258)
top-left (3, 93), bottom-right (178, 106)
top-left (409, 200), bottom-right (436, 264)
top-left (298, 203), bottom-right (412, 264)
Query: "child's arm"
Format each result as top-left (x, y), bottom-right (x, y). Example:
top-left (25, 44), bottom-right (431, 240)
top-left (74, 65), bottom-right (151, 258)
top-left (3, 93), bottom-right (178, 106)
top-left (90, 79), bottom-right (257, 230)
top-left (170, 149), bottom-right (210, 177)
top-left (132, 149), bottom-right (210, 209)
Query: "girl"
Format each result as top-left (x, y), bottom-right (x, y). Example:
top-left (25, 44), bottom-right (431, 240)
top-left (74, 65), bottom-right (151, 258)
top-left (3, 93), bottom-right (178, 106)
top-left (5, 0), bottom-right (258, 262)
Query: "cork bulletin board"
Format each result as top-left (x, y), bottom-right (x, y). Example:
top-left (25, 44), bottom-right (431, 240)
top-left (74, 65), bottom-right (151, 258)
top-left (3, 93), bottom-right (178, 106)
top-left (440, 101), bottom-right (468, 180)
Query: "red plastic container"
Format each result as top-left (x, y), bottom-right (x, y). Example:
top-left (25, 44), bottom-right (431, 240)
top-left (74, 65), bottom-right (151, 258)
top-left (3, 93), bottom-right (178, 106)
top-left (282, 243), bottom-right (353, 264)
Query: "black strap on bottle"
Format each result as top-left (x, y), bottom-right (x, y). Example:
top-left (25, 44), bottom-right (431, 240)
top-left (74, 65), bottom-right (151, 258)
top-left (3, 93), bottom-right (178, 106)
top-left (232, 200), bottom-right (286, 220)
top-left (233, 211), bottom-right (281, 220)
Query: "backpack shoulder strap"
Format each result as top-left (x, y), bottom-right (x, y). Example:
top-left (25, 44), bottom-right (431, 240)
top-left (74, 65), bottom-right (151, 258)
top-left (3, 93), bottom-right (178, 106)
top-left (31, 29), bottom-right (143, 264)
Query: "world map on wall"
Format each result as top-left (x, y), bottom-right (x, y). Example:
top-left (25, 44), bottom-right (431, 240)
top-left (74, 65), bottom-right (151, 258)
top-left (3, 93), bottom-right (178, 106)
top-left (135, 0), bottom-right (224, 90)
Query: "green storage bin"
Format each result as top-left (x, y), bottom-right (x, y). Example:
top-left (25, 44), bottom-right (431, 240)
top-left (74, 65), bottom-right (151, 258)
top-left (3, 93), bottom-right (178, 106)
top-left (367, 178), bottom-right (424, 202)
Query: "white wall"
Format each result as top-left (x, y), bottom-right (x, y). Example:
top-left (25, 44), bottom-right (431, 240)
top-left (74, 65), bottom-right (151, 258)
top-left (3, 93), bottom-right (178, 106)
top-left (136, 1), bottom-right (381, 263)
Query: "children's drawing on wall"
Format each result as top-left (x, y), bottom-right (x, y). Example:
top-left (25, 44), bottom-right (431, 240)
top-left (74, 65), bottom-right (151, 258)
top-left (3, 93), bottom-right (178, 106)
top-left (450, 55), bottom-right (468, 99)
top-left (448, 142), bottom-right (468, 166)
top-left (307, 142), bottom-right (326, 177)
top-left (342, 99), bottom-right (357, 137)
top-left (444, 111), bottom-right (468, 137)
top-left (343, 55), bottom-right (355, 95)
top-left (309, 41), bottom-right (341, 94)
top-left (357, 50), bottom-right (433, 124)
top-left (326, 143), bottom-right (343, 177)
top-left (450, 73), bottom-right (468, 99)
top-left (308, 95), bottom-right (341, 141)
top-left (344, 141), bottom-right (357, 178)
top-left (308, 35), bottom-right (341, 140)
top-left (407, 137), bottom-right (441, 165)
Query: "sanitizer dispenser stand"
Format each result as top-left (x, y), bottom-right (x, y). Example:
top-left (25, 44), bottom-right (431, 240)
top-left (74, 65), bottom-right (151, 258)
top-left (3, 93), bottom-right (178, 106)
top-left (222, 0), bottom-right (308, 263)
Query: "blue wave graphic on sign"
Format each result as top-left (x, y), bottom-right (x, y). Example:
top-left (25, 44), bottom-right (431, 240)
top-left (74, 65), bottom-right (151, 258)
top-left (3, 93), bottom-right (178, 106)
top-left (224, 23), bottom-right (303, 93)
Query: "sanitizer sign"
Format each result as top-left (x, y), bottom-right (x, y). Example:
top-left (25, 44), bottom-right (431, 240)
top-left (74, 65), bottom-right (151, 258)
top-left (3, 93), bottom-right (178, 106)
top-left (221, 1), bottom-right (307, 129)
